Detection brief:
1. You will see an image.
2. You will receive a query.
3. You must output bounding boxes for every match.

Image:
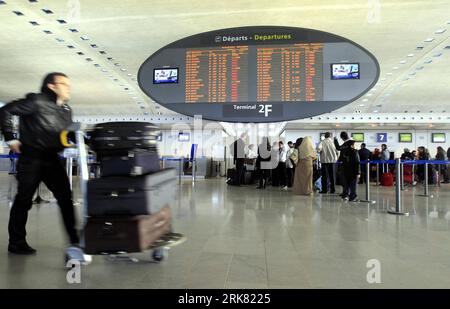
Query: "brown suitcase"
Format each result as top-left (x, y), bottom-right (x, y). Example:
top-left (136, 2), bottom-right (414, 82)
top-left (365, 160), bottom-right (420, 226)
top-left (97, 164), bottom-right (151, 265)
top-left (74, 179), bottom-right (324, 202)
top-left (84, 206), bottom-right (171, 254)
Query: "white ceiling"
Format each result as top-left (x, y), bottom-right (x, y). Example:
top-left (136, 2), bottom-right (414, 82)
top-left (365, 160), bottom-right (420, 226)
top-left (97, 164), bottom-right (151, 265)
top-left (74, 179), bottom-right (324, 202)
top-left (0, 0), bottom-right (449, 119)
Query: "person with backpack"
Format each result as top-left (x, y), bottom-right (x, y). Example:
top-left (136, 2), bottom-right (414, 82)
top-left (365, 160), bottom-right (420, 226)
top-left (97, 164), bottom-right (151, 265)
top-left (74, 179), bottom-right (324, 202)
top-left (339, 140), bottom-right (361, 201)
top-left (334, 132), bottom-right (353, 197)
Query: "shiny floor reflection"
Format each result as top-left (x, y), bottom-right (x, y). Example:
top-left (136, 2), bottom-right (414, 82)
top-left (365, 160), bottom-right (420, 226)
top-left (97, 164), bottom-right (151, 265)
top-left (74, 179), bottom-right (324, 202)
top-left (1, 174), bottom-right (450, 289)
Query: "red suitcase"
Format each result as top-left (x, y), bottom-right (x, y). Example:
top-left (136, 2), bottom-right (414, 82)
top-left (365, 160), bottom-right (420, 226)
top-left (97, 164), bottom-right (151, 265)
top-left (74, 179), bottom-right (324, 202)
top-left (381, 172), bottom-right (394, 186)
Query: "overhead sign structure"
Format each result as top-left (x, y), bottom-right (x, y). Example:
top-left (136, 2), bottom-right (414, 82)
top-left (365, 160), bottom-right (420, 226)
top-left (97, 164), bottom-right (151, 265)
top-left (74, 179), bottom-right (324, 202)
top-left (138, 26), bottom-right (380, 122)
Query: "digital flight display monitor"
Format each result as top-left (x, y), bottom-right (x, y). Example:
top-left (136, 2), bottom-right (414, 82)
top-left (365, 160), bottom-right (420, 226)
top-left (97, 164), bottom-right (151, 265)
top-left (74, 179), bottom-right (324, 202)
top-left (399, 133), bottom-right (412, 143)
top-left (178, 132), bottom-right (190, 142)
top-left (331, 63), bottom-right (360, 80)
top-left (153, 68), bottom-right (178, 84)
top-left (432, 133), bottom-right (446, 143)
top-left (351, 133), bottom-right (364, 142)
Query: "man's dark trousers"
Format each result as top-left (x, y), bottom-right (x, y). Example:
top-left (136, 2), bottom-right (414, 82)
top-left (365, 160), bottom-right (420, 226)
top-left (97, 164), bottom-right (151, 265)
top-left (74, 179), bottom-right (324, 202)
top-left (321, 163), bottom-right (336, 193)
top-left (9, 150), bottom-right (79, 245)
top-left (234, 159), bottom-right (245, 186)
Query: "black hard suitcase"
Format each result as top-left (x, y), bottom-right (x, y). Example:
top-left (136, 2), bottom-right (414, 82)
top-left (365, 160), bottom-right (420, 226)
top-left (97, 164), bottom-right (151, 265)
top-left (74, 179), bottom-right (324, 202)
top-left (89, 122), bottom-right (159, 152)
top-left (84, 207), bottom-right (171, 254)
top-left (100, 149), bottom-right (160, 177)
top-left (87, 168), bottom-right (176, 216)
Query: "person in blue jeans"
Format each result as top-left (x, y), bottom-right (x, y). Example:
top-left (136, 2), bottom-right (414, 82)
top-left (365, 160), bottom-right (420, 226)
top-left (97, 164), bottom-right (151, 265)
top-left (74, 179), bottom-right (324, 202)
top-left (339, 140), bottom-right (361, 201)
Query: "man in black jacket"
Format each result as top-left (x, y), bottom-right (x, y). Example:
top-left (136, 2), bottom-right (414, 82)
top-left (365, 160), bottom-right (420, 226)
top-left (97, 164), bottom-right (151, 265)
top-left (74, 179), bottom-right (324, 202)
top-left (0, 72), bottom-right (80, 254)
top-left (334, 131), bottom-right (353, 197)
top-left (358, 143), bottom-right (371, 184)
top-left (231, 133), bottom-right (247, 186)
top-left (339, 140), bottom-right (361, 201)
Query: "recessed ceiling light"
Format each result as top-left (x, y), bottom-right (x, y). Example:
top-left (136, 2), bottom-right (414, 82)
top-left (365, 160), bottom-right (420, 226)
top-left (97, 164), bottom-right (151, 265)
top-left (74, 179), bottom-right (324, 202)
top-left (400, 60), bottom-right (406, 64)
top-left (57, 19), bottom-right (67, 24)
top-left (107, 57), bottom-right (113, 61)
top-left (127, 73), bottom-right (132, 76)
top-left (424, 59), bottom-right (432, 64)
top-left (0, 1), bottom-right (6, 5)
top-left (113, 79), bottom-right (118, 82)
top-left (433, 53), bottom-right (442, 57)
top-left (101, 69), bottom-right (108, 72)
top-left (424, 38), bottom-right (434, 42)
top-left (55, 37), bottom-right (64, 42)
top-left (67, 45), bottom-right (75, 49)
top-left (359, 104), bottom-right (365, 107)
top-left (85, 58), bottom-right (93, 62)
top-left (144, 112), bottom-right (149, 115)
top-left (28, 0), bottom-right (38, 2)
top-left (69, 28), bottom-right (78, 33)
top-left (120, 68), bottom-right (127, 72)
top-left (43, 30), bottom-right (52, 34)
top-left (362, 99), bottom-right (368, 102)
top-left (114, 63), bottom-right (120, 66)
top-left (124, 88), bottom-right (129, 91)
top-left (90, 44), bottom-right (98, 48)
top-left (76, 52), bottom-right (84, 56)
top-left (393, 67), bottom-right (399, 70)
top-left (29, 21), bottom-right (39, 26)
top-left (416, 66), bottom-right (424, 70)
top-left (409, 72), bottom-right (416, 76)
top-left (386, 72), bottom-right (392, 76)
top-left (13, 11), bottom-right (24, 16)
top-left (94, 63), bottom-right (100, 67)
top-left (42, 9), bottom-right (53, 14)
top-left (80, 36), bottom-right (89, 41)
top-left (435, 29), bottom-right (446, 34)
top-left (99, 51), bottom-right (106, 54)
top-left (407, 53), bottom-right (414, 57)
top-left (416, 46), bottom-right (424, 50)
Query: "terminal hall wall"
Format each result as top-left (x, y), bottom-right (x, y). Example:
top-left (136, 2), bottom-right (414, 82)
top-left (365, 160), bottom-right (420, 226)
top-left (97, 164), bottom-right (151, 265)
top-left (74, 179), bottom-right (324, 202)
top-left (284, 129), bottom-right (450, 158)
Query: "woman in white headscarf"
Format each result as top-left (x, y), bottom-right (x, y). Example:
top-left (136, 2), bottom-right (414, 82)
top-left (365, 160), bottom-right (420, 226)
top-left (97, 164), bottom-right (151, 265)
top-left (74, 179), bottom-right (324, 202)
top-left (293, 136), bottom-right (317, 195)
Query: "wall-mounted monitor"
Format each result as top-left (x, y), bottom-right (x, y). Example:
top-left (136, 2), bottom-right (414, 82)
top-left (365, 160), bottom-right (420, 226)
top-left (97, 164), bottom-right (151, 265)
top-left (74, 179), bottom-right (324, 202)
top-left (432, 133), bottom-right (446, 143)
top-left (153, 68), bottom-right (178, 84)
top-left (156, 132), bottom-right (162, 141)
top-left (398, 133), bottom-right (412, 143)
top-left (178, 132), bottom-right (190, 142)
top-left (351, 133), bottom-right (364, 142)
top-left (331, 63), bottom-right (360, 80)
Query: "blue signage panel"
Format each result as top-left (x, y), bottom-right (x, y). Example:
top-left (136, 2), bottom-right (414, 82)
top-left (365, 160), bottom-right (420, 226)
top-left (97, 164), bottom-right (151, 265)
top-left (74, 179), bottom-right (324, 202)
top-left (376, 133), bottom-right (387, 143)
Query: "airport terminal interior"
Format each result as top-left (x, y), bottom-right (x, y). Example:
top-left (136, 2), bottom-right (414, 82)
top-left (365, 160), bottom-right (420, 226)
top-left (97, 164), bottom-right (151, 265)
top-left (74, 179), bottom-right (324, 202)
top-left (1, 0), bottom-right (450, 289)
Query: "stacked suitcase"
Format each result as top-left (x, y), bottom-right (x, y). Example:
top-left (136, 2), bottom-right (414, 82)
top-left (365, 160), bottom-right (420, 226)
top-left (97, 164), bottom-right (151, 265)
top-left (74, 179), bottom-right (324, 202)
top-left (83, 122), bottom-right (176, 254)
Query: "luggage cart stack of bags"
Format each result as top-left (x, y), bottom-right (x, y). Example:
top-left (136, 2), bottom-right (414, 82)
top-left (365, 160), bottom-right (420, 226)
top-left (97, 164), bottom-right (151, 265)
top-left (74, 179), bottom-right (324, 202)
top-left (83, 122), bottom-right (177, 255)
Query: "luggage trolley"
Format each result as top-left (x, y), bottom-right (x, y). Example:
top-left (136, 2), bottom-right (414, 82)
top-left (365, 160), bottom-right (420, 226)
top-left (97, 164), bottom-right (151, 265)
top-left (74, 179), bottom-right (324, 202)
top-left (65, 129), bottom-right (185, 266)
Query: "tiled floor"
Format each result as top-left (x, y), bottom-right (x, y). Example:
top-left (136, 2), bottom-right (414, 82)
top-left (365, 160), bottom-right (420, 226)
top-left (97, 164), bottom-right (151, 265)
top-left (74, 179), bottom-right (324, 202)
top-left (1, 173), bottom-right (450, 289)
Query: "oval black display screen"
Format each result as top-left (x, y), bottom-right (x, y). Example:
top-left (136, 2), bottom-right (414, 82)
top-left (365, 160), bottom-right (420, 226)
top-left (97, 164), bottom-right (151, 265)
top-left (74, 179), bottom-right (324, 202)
top-left (138, 26), bottom-right (379, 122)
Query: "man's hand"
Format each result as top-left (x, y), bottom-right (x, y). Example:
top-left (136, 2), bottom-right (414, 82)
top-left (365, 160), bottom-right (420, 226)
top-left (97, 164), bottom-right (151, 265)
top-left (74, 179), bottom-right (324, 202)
top-left (8, 140), bottom-right (22, 154)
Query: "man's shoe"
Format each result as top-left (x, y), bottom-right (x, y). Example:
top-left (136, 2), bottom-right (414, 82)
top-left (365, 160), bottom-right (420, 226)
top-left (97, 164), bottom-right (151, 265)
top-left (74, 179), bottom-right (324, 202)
top-left (319, 191), bottom-right (328, 194)
top-left (8, 242), bottom-right (36, 255)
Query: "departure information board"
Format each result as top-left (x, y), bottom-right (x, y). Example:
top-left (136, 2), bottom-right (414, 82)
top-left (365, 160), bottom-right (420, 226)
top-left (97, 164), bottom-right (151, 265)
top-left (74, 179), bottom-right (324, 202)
top-left (138, 26), bottom-right (380, 122)
top-left (185, 46), bottom-right (249, 103)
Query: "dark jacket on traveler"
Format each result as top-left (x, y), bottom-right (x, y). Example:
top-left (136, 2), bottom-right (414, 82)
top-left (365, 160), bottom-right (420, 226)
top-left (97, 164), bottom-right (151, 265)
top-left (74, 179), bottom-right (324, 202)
top-left (0, 92), bottom-right (72, 153)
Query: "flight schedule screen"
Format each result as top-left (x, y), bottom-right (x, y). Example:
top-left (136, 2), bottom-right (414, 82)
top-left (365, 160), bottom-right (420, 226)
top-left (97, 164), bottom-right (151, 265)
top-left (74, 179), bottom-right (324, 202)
top-left (185, 43), bottom-right (324, 104)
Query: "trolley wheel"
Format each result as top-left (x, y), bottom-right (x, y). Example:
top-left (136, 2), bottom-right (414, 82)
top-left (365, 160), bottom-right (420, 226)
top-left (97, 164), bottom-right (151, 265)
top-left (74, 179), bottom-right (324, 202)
top-left (152, 248), bottom-right (165, 262)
